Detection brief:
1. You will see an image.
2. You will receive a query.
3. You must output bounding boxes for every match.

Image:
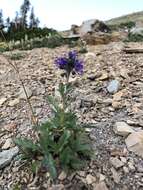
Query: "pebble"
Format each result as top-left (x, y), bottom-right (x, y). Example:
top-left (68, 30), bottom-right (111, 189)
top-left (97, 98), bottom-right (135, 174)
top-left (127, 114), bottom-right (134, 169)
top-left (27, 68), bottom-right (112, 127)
top-left (107, 80), bottom-right (120, 94)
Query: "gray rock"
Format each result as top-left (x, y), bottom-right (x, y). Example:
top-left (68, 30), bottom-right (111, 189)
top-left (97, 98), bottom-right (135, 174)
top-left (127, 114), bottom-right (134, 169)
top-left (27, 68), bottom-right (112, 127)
top-left (110, 157), bottom-right (124, 169)
top-left (107, 80), bottom-right (120, 94)
top-left (0, 147), bottom-right (19, 169)
top-left (111, 167), bottom-right (121, 184)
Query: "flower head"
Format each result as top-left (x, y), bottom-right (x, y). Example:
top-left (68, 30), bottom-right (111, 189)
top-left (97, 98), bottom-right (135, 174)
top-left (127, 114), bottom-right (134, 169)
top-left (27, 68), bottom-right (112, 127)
top-left (54, 50), bottom-right (84, 78)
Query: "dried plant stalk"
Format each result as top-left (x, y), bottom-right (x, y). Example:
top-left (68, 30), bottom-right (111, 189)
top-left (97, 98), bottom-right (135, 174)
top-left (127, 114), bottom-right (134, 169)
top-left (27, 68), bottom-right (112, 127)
top-left (0, 30), bottom-right (38, 126)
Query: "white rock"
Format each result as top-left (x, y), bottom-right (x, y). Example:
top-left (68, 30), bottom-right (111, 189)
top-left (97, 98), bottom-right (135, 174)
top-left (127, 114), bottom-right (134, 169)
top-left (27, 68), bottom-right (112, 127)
top-left (128, 162), bottom-right (135, 171)
top-left (8, 98), bottom-right (20, 106)
top-left (58, 171), bottom-right (67, 180)
top-left (123, 166), bottom-right (129, 173)
top-left (125, 131), bottom-right (143, 158)
top-left (107, 80), bottom-right (120, 94)
top-left (111, 167), bottom-right (120, 183)
top-left (114, 122), bottom-right (135, 137)
top-left (0, 97), bottom-right (7, 106)
top-left (2, 138), bottom-right (14, 149)
top-left (99, 174), bottom-right (106, 181)
top-left (0, 147), bottom-right (19, 169)
top-left (120, 157), bottom-right (127, 163)
top-left (86, 174), bottom-right (96, 184)
top-left (110, 157), bottom-right (124, 169)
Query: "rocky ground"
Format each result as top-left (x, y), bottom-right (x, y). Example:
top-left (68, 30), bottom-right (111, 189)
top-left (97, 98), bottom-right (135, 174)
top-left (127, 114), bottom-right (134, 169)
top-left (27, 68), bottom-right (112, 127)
top-left (0, 42), bottom-right (143, 190)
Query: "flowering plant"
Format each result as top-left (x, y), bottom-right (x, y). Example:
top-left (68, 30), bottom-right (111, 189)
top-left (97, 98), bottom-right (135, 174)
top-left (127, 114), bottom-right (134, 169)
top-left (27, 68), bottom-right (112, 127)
top-left (55, 50), bottom-right (84, 81)
top-left (15, 50), bottom-right (92, 179)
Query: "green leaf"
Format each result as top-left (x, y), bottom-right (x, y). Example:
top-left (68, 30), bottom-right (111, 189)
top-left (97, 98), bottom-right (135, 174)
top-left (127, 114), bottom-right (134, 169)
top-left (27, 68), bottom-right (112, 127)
top-left (60, 147), bottom-right (73, 166)
top-left (56, 130), bottom-right (71, 152)
top-left (42, 153), bottom-right (57, 179)
top-left (14, 138), bottom-right (40, 155)
top-left (47, 95), bottom-right (60, 113)
top-left (31, 160), bottom-right (40, 174)
top-left (71, 157), bottom-right (86, 170)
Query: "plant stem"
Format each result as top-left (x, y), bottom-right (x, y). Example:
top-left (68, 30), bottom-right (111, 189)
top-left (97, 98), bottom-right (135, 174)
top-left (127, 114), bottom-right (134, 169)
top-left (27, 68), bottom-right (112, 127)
top-left (0, 30), bottom-right (38, 126)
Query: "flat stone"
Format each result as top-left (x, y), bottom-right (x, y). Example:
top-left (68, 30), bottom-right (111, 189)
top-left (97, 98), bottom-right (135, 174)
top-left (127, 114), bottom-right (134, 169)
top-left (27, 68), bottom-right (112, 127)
top-left (86, 174), bottom-right (96, 184)
top-left (49, 184), bottom-right (65, 190)
top-left (114, 122), bottom-right (135, 137)
top-left (99, 72), bottom-right (108, 80)
top-left (18, 87), bottom-right (32, 100)
top-left (8, 98), bottom-right (20, 106)
top-left (2, 138), bottom-right (14, 149)
top-left (94, 181), bottom-right (109, 190)
top-left (0, 97), bottom-right (7, 106)
top-left (110, 157), bottom-right (124, 169)
top-left (111, 167), bottom-right (121, 183)
top-left (0, 147), bottom-right (19, 169)
top-left (125, 131), bottom-right (143, 158)
top-left (107, 80), bottom-right (120, 94)
top-left (99, 174), bottom-right (106, 182)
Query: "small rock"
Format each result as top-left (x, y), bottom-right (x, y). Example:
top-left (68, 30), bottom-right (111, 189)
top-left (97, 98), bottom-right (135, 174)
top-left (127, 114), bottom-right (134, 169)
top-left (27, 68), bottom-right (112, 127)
top-left (94, 181), bottom-right (108, 190)
top-left (137, 160), bottom-right (143, 172)
top-left (2, 138), bottom-right (14, 149)
top-left (3, 123), bottom-right (17, 132)
top-left (87, 74), bottom-right (97, 81)
top-left (107, 80), bottom-right (120, 94)
top-left (119, 68), bottom-right (129, 79)
top-left (0, 147), bottom-right (19, 169)
top-left (128, 162), bottom-right (135, 171)
top-left (113, 89), bottom-right (125, 101)
top-left (112, 101), bottom-right (121, 109)
top-left (77, 171), bottom-right (86, 177)
top-left (120, 157), bottom-right (127, 163)
top-left (58, 171), bottom-right (67, 180)
top-left (99, 72), bottom-right (108, 80)
top-left (86, 174), bottom-right (96, 184)
top-left (8, 98), bottom-right (20, 106)
top-left (111, 167), bottom-right (120, 183)
top-left (49, 184), bottom-right (65, 190)
top-left (125, 131), bottom-right (143, 158)
top-left (99, 174), bottom-right (106, 181)
top-left (18, 87), bottom-right (32, 100)
top-left (110, 157), bottom-right (124, 169)
top-left (114, 122), bottom-right (135, 137)
top-left (123, 166), bottom-right (129, 173)
top-left (0, 97), bottom-right (7, 106)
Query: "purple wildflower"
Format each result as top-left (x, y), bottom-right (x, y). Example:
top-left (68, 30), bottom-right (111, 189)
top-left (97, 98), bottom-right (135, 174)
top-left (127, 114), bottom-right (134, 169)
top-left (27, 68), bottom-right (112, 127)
top-left (54, 50), bottom-right (84, 77)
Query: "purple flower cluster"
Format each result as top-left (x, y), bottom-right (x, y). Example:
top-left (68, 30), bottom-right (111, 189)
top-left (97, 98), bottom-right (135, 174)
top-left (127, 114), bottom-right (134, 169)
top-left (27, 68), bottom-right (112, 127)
top-left (55, 51), bottom-right (84, 75)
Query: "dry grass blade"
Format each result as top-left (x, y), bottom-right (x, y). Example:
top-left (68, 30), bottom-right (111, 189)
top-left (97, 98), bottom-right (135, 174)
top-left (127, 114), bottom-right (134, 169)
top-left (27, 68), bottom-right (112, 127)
top-left (0, 30), bottom-right (38, 127)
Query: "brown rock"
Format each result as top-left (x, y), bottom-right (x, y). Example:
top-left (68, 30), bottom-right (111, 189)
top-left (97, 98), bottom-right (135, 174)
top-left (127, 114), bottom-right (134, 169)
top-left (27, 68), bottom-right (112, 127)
top-left (94, 181), bottom-right (109, 190)
top-left (125, 131), bottom-right (143, 158)
top-left (113, 122), bottom-right (135, 137)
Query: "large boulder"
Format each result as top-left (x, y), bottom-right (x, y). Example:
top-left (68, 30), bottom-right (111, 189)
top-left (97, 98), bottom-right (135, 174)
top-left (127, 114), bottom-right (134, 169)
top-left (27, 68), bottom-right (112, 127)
top-left (80, 19), bottom-right (110, 35)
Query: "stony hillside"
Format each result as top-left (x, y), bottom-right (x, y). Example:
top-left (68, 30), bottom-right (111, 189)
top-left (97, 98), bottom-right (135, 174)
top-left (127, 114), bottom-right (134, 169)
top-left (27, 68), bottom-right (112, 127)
top-left (1, 42), bottom-right (143, 189)
top-left (106, 11), bottom-right (143, 25)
